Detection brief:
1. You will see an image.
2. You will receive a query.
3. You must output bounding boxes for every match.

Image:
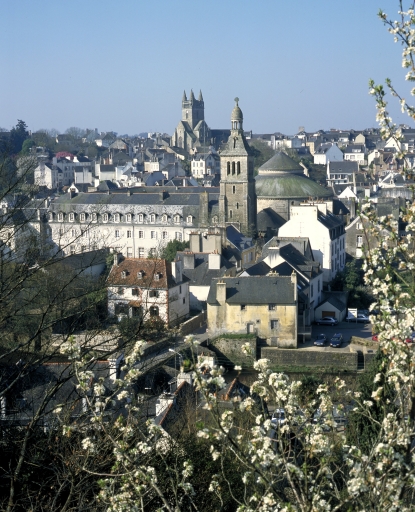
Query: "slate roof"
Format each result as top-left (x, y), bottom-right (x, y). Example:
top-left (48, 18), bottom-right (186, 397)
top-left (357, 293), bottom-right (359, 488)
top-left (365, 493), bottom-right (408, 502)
top-left (258, 151), bottom-right (303, 173)
top-left (318, 296), bottom-right (346, 312)
top-left (257, 208), bottom-right (287, 232)
top-left (328, 161), bottom-right (359, 174)
top-left (176, 252), bottom-right (234, 286)
top-left (262, 236), bottom-right (313, 260)
top-left (226, 225), bottom-right (253, 251)
top-left (207, 276), bottom-right (295, 305)
top-left (107, 258), bottom-right (180, 288)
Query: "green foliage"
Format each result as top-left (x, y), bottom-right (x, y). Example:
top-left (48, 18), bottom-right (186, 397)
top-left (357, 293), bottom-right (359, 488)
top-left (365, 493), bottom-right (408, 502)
top-left (181, 158), bottom-right (191, 175)
top-left (331, 260), bottom-right (374, 308)
top-left (160, 239), bottom-right (190, 262)
top-left (346, 351), bottom-right (397, 455)
top-left (21, 139), bottom-right (35, 155)
top-left (10, 119), bottom-right (29, 154)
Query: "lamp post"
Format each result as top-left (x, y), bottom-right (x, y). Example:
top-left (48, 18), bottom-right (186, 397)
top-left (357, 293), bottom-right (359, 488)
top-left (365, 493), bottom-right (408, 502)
top-left (168, 348), bottom-right (183, 371)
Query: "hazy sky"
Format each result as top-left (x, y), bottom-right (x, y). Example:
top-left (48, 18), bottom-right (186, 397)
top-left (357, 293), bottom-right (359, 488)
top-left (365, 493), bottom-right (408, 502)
top-left (0, 0), bottom-right (412, 136)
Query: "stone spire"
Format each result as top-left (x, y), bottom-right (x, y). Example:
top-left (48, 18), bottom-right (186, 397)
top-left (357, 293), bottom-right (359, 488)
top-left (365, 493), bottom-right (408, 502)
top-left (182, 90), bottom-right (187, 102)
top-left (198, 90), bottom-right (203, 102)
top-left (190, 89), bottom-right (195, 102)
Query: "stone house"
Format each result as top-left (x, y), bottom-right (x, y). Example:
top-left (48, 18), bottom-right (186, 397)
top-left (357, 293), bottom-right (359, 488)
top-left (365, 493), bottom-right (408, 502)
top-left (107, 256), bottom-right (189, 327)
top-left (207, 274), bottom-right (298, 348)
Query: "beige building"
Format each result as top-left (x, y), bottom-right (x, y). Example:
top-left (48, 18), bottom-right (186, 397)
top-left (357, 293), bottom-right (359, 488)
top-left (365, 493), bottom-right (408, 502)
top-left (207, 274), bottom-right (298, 348)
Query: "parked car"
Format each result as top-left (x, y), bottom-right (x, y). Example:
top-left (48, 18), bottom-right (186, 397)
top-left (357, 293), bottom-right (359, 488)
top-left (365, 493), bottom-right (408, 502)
top-left (372, 333), bottom-right (378, 342)
top-left (315, 316), bottom-right (338, 326)
top-left (346, 313), bottom-right (370, 323)
top-left (271, 408), bottom-right (286, 426)
top-left (314, 334), bottom-right (327, 346)
top-left (330, 333), bottom-right (343, 348)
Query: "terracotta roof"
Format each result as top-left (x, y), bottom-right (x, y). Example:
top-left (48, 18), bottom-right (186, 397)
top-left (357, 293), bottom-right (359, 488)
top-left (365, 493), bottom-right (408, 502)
top-left (107, 258), bottom-right (173, 289)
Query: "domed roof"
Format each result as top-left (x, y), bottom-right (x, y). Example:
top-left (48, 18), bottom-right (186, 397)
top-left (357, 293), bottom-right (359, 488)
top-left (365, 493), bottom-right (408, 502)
top-left (258, 152), bottom-right (303, 174)
top-left (231, 97), bottom-right (243, 121)
top-left (255, 173), bottom-right (332, 199)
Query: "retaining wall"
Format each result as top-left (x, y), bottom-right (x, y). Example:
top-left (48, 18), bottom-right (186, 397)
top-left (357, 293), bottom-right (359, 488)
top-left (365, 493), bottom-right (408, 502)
top-left (207, 336), bottom-right (256, 368)
top-left (179, 311), bottom-right (207, 336)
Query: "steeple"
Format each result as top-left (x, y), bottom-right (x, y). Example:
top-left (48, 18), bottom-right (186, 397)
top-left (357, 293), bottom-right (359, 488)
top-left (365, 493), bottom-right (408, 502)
top-left (190, 89), bottom-right (195, 102)
top-left (198, 90), bottom-right (203, 102)
top-left (182, 90), bottom-right (187, 102)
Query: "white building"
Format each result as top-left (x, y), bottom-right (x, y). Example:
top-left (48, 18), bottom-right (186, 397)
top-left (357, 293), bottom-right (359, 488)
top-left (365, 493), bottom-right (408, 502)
top-left (313, 143), bottom-right (343, 165)
top-left (278, 201), bottom-right (346, 283)
top-left (107, 256), bottom-right (189, 326)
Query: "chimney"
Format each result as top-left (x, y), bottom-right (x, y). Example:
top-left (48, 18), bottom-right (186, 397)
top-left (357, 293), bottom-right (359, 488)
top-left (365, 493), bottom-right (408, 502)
top-left (216, 280), bottom-right (226, 303)
top-left (113, 252), bottom-right (124, 266)
top-left (208, 252), bottom-right (221, 270)
top-left (189, 233), bottom-right (201, 252)
top-left (171, 259), bottom-right (183, 282)
top-left (159, 190), bottom-right (168, 201)
top-left (291, 271), bottom-right (297, 302)
top-left (183, 252), bottom-right (195, 269)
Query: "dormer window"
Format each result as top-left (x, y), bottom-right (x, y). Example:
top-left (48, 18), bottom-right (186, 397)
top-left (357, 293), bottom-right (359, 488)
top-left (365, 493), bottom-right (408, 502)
top-left (80, 213), bottom-right (86, 222)
top-left (149, 213), bottom-right (156, 223)
top-left (114, 213), bottom-right (120, 223)
top-left (69, 213), bottom-right (75, 222)
top-left (48, 212), bottom-right (53, 221)
top-left (137, 271), bottom-right (143, 279)
top-left (154, 273), bottom-right (160, 281)
top-left (58, 213), bottom-right (63, 222)
top-left (91, 212), bottom-right (97, 222)
top-left (161, 214), bottom-right (167, 223)
top-left (102, 213), bottom-right (109, 222)
top-left (138, 213), bottom-right (144, 223)
top-left (212, 216), bottom-right (218, 224)
top-left (126, 213), bottom-right (132, 222)
top-left (186, 215), bottom-right (193, 223)
top-left (174, 214), bottom-right (181, 224)
top-left (121, 270), bottom-right (127, 279)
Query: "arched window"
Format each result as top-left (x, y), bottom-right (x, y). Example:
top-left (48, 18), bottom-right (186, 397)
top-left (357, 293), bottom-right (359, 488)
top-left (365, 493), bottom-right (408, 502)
top-left (212, 216), bottom-right (218, 224)
top-left (114, 213), bottom-right (120, 223)
top-left (69, 213), bottom-right (75, 222)
top-left (236, 203), bottom-right (239, 210)
top-left (91, 212), bottom-right (97, 222)
top-left (232, 162), bottom-right (235, 175)
top-left (126, 213), bottom-right (132, 222)
top-left (174, 214), bottom-right (181, 224)
top-left (138, 213), bottom-right (144, 223)
top-left (149, 213), bottom-right (156, 223)
top-left (58, 213), bottom-right (63, 222)
top-left (237, 161), bottom-right (241, 174)
top-left (232, 185), bottom-right (236, 194)
top-left (229, 209), bottom-right (233, 219)
top-left (186, 215), bottom-right (192, 223)
top-left (227, 162), bottom-right (230, 175)
top-left (80, 213), bottom-right (86, 222)
top-left (48, 212), bottom-right (54, 221)
top-left (102, 213), bottom-right (109, 222)
top-left (161, 214), bottom-right (168, 223)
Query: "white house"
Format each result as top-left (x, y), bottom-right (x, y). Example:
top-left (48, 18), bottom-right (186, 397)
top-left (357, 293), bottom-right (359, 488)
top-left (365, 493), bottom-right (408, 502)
top-left (278, 201), bottom-right (346, 283)
top-left (107, 255), bottom-right (189, 327)
top-left (343, 144), bottom-right (366, 164)
top-left (313, 143), bottom-right (343, 165)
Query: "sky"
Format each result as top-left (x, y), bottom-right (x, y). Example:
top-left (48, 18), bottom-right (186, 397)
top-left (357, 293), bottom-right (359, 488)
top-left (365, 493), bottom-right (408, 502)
top-left (0, 0), bottom-right (412, 136)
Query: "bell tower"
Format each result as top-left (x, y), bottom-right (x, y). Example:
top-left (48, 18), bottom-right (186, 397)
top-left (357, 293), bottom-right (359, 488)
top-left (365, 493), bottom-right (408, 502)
top-left (219, 98), bottom-right (256, 235)
top-left (181, 89), bottom-right (204, 130)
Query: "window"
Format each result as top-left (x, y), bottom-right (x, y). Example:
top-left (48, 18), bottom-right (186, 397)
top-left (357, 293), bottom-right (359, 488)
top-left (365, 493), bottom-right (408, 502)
top-left (127, 247), bottom-right (133, 257)
top-left (268, 304), bottom-right (276, 311)
top-left (126, 213), bottom-right (132, 222)
top-left (237, 161), bottom-right (241, 174)
top-left (137, 271), bottom-right (143, 279)
top-left (161, 214), bottom-right (167, 223)
top-left (58, 213), bottom-right (63, 222)
top-left (241, 304), bottom-right (246, 311)
top-left (118, 287), bottom-right (124, 294)
top-left (212, 216), bottom-right (218, 224)
top-left (149, 213), bottom-right (156, 223)
top-left (71, 229), bottom-right (76, 237)
top-left (232, 185), bottom-right (236, 194)
top-left (183, 297), bottom-right (186, 304)
top-left (357, 222), bottom-right (362, 230)
top-left (80, 213), bottom-right (85, 222)
top-left (115, 303), bottom-right (128, 315)
top-left (151, 231), bottom-right (157, 239)
top-left (114, 213), bottom-right (120, 223)
top-left (162, 231), bottom-right (168, 239)
top-left (69, 213), bottom-right (75, 222)
top-left (186, 216), bottom-right (192, 223)
top-left (115, 230), bottom-right (120, 238)
top-left (132, 288), bottom-right (139, 296)
top-left (357, 235), bottom-right (363, 248)
top-left (149, 306), bottom-right (159, 317)
top-left (270, 320), bottom-right (278, 329)
top-left (149, 290), bottom-right (159, 298)
top-left (102, 213), bottom-right (109, 222)
top-left (236, 203), bottom-right (239, 210)
top-left (229, 209), bottom-right (233, 219)
top-left (127, 230), bottom-right (132, 238)
top-left (81, 246), bottom-right (86, 252)
top-left (59, 228), bottom-right (64, 236)
top-left (139, 230), bottom-right (144, 238)
top-left (174, 214), bottom-right (181, 224)
top-left (227, 162), bottom-right (230, 175)
top-left (121, 271), bottom-right (127, 279)
top-left (232, 162), bottom-right (235, 175)
top-left (179, 285), bottom-right (182, 294)
top-left (70, 245), bottom-right (76, 255)
top-left (138, 214), bottom-right (144, 223)
top-left (175, 232), bottom-right (182, 241)
top-left (91, 212), bottom-right (97, 222)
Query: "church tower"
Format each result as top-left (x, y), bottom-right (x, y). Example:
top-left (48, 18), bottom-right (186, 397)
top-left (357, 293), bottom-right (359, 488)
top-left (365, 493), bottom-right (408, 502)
top-left (219, 98), bottom-right (256, 236)
top-left (181, 89), bottom-right (204, 130)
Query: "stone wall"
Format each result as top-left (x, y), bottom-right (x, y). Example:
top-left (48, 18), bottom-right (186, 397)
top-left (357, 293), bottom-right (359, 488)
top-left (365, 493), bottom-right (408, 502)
top-left (261, 347), bottom-right (358, 372)
top-left (205, 336), bottom-right (256, 368)
top-left (179, 311), bottom-right (207, 336)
